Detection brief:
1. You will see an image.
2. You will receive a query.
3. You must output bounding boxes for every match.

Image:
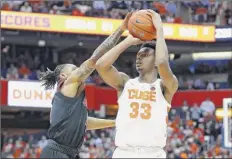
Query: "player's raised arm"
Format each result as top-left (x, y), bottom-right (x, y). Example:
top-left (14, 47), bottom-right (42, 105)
top-left (96, 34), bottom-right (143, 91)
top-left (65, 12), bottom-right (134, 85)
top-left (148, 10), bottom-right (178, 94)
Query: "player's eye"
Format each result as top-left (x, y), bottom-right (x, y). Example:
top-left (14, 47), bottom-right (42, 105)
top-left (142, 53), bottom-right (149, 57)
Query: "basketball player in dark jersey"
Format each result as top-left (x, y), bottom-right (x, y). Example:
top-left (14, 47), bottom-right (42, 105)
top-left (39, 12), bottom-right (134, 159)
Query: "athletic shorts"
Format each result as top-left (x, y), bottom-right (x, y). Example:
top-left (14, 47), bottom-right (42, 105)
top-left (112, 146), bottom-right (166, 158)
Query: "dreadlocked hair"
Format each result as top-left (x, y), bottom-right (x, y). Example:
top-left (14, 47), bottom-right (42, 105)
top-left (40, 64), bottom-right (66, 90)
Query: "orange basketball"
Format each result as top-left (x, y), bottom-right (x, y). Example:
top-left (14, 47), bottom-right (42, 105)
top-left (128, 10), bottom-right (156, 41)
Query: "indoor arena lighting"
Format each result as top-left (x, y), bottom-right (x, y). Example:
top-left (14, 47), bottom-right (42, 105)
top-left (169, 51), bottom-right (232, 60)
top-left (192, 51), bottom-right (232, 60)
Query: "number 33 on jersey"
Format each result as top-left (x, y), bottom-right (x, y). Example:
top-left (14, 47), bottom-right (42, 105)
top-left (115, 78), bottom-right (171, 148)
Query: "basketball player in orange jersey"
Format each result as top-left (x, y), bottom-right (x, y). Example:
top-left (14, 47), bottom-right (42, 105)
top-left (96, 10), bottom-right (178, 158)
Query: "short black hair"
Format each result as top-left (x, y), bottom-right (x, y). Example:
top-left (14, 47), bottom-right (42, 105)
top-left (40, 64), bottom-right (66, 90)
top-left (140, 41), bottom-right (156, 51)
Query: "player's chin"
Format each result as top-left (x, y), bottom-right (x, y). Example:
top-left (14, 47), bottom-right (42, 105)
top-left (136, 67), bottom-right (143, 72)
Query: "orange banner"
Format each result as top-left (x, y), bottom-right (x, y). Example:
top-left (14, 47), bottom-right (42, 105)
top-left (1, 11), bottom-right (215, 42)
top-left (163, 23), bottom-right (215, 42)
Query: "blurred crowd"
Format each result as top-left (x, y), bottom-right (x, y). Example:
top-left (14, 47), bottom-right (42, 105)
top-left (1, 0), bottom-right (232, 25)
top-left (1, 45), bottom-right (232, 90)
top-left (1, 98), bottom-right (231, 158)
top-left (1, 45), bottom-right (230, 90)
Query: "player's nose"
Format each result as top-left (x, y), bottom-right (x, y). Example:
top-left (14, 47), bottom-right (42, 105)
top-left (137, 55), bottom-right (142, 61)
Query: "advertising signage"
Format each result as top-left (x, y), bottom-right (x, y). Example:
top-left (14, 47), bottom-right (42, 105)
top-left (1, 11), bottom-right (215, 42)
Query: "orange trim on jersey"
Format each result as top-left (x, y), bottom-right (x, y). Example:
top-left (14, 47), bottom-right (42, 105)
top-left (128, 89), bottom-right (156, 102)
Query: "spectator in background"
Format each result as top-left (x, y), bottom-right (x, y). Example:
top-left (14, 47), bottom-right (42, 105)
top-left (166, 13), bottom-right (175, 23)
top-left (1, 2), bottom-right (11, 11)
top-left (179, 100), bottom-right (189, 120)
top-left (1, 132), bottom-right (4, 151)
top-left (72, 6), bottom-right (84, 16)
top-left (33, 55), bottom-right (41, 69)
top-left (22, 74), bottom-right (29, 80)
top-left (207, 81), bottom-right (215, 90)
top-left (49, 5), bottom-right (61, 14)
top-left (1, 65), bottom-right (8, 79)
top-left (37, 136), bottom-right (47, 149)
top-left (40, 1), bottom-right (49, 13)
top-left (28, 135), bottom-right (38, 148)
top-left (215, 4), bottom-right (225, 25)
top-left (190, 103), bottom-right (202, 122)
top-left (93, 1), bottom-right (106, 11)
top-left (15, 137), bottom-right (25, 150)
top-left (20, 2), bottom-right (32, 12)
top-left (36, 65), bottom-right (46, 80)
top-left (194, 78), bottom-right (206, 89)
top-left (208, 4), bottom-right (217, 23)
top-left (19, 63), bottom-right (31, 77)
top-left (3, 138), bottom-right (14, 153)
top-left (200, 98), bottom-right (215, 116)
top-left (79, 144), bottom-right (90, 158)
top-left (228, 59), bottom-right (232, 88)
top-left (7, 63), bottom-right (19, 80)
top-left (186, 77), bottom-right (194, 89)
top-left (75, 3), bottom-right (91, 16)
top-left (224, 1), bottom-right (232, 25)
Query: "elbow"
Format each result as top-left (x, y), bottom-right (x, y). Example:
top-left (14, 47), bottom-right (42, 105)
top-left (96, 60), bottom-right (108, 71)
top-left (88, 59), bottom-right (97, 68)
top-left (96, 60), bottom-right (102, 69)
top-left (169, 76), bottom-right (179, 94)
top-left (156, 59), bottom-right (169, 67)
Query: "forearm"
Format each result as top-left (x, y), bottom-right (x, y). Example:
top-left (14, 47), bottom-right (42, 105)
top-left (96, 39), bottom-right (131, 70)
top-left (87, 117), bottom-right (115, 130)
top-left (155, 28), bottom-right (178, 92)
top-left (71, 27), bottom-right (124, 81)
top-left (155, 28), bottom-right (169, 65)
top-left (89, 27), bottom-right (124, 63)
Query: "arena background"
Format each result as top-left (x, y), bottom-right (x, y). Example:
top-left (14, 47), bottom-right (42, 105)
top-left (1, 0), bottom-right (232, 158)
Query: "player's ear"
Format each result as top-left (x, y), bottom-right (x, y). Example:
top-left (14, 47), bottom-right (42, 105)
top-left (59, 73), bottom-right (68, 81)
top-left (154, 61), bottom-right (158, 68)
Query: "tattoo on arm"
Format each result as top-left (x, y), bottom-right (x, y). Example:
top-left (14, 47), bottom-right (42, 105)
top-left (74, 27), bottom-right (124, 82)
top-left (76, 61), bottom-right (95, 81)
top-left (91, 27), bottom-right (124, 62)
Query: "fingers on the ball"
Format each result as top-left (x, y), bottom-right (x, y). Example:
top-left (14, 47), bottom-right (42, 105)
top-left (148, 9), bottom-right (159, 16)
top-left (127, 12), bottom-right (132, 16)
top-left (148, 9), bottom-right (156, 13)
top-left (131, 9), bottom-right (138, 15)
top-left (146, 12), bottom-right (153, 17)
top-left (127, 10), bottom-right (134, 15)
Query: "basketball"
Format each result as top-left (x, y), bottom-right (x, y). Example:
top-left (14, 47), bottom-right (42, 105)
top-left (128, 10), bottom-right (156, 41)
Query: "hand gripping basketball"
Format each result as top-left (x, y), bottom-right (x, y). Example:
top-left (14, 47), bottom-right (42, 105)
top-left (127, 10), bottom-right (157, 41)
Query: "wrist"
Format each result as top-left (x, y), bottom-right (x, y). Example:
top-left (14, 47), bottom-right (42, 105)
top-left (156, 28), bottom-right (164, 37)
top-left (111, 120), bottom-right (115, 126)
top-left (123, 38), bottom-right (133, 47)
top-left (119, 25), bottom-right (126, 32)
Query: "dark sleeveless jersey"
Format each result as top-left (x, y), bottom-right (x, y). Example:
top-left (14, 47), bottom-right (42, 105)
top-left (47, 91), bottom-right (88, 149)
